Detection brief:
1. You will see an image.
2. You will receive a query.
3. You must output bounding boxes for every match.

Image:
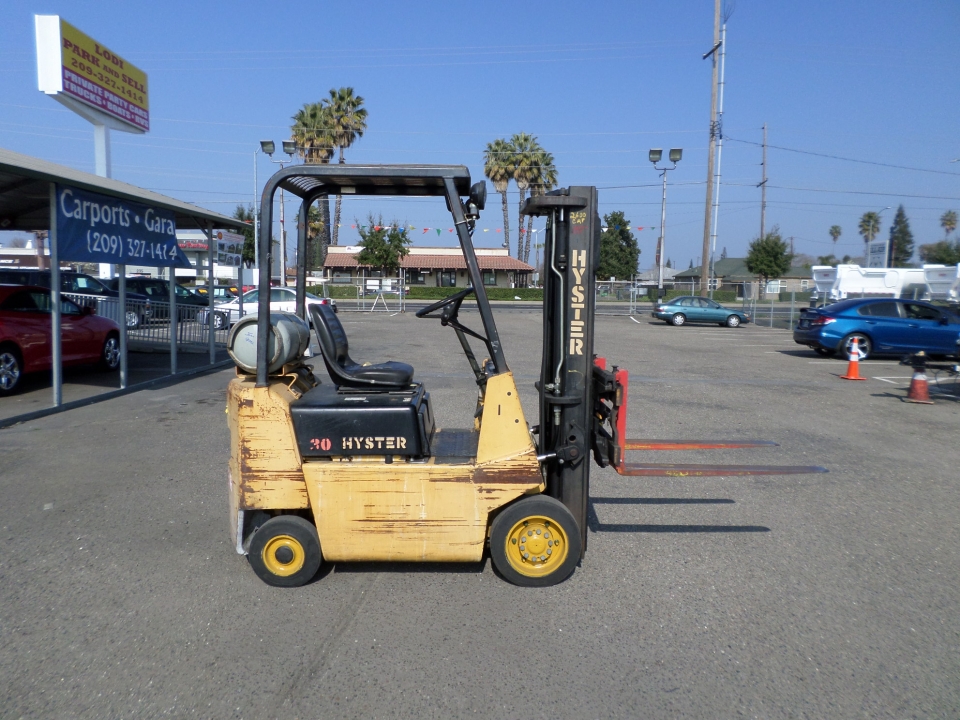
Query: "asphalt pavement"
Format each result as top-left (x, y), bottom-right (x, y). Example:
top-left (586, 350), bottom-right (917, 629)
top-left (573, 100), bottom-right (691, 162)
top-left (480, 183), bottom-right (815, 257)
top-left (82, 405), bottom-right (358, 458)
top-left (1, 311), bottom-right (958, 718)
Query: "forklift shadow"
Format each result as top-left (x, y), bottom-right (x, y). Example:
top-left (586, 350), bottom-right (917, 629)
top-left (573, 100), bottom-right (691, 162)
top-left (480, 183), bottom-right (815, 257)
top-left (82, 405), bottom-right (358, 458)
top-left (587, 498), bottom-right (770, 533)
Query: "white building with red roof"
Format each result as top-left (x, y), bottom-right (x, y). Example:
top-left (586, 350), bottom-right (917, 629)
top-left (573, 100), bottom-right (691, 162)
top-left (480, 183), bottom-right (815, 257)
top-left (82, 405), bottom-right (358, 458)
top-left (322, 245), bottom-right (534, 289)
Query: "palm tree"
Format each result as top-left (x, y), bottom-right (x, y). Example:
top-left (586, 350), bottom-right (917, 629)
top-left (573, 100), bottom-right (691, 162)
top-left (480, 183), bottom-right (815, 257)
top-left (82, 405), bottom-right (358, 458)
top-left (523, 149), bottom-right (557, 263)
top-left (324, 87), bottom-right (368, 246)
top-left (483, 138), bottom-right (515, 251)
top-left (858, 211), bottom-right (881, 250)
top-left (940, 210), bottom-right (958, 239)
top-left (510, 133), bottom-right (538, 259)
top-left (829, 225), bottom-right (841, 254)
top-left (291, 102), bottom-right (334, 264)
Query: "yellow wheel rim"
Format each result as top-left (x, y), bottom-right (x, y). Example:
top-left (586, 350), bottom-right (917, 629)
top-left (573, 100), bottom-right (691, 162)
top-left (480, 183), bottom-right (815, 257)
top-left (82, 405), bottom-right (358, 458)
top-left (261, 534), bottom-right (306, 577)
top-left (504, 515), bottom-right (569, 578)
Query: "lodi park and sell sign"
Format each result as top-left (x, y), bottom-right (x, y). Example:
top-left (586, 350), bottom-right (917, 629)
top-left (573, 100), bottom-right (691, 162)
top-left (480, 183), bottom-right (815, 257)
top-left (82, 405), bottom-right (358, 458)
top-left (35, 16), bottom-right (149, 132)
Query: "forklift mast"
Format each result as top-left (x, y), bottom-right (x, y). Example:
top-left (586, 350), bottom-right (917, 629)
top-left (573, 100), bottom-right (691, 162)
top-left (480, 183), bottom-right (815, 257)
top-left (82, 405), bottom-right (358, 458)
top-left (524, 187), bottom-right (601, 555)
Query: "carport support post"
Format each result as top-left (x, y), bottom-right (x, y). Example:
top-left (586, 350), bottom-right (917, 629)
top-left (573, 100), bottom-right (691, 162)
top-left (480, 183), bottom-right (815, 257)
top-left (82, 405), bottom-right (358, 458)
top-left (48, 183), bottom-right (62, 407)
top-left (205, 222), bottom-right (215, 364)
top-left (119, 268), bottom-right (128, 388)
top-left (295, 199), bottom-right (308, 319)
top-left (169, 265), bottom-right (178, 374)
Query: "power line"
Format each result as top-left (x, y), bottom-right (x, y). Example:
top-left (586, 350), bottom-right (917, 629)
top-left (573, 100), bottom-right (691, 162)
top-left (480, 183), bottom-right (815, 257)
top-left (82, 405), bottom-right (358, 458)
top-left (725, 182), bottom-right (959, 201)
top-left (726, 136), bottom-right (960, 177)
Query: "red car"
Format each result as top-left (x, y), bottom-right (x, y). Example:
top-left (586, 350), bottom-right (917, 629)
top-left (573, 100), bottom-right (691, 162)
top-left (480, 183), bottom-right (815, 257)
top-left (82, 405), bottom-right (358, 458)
top-left (0, 284), bottom-right (121, 395)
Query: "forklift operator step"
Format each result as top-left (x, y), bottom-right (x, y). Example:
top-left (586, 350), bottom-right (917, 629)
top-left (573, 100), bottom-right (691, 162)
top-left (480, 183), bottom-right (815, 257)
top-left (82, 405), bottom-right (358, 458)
top-left (310, 304), bottom-right (414, 389)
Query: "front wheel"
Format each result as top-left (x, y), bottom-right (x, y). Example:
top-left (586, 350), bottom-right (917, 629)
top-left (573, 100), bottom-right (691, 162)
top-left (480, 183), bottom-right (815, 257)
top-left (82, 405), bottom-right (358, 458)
top-left (99, 334), bottom-right (120, 371)
top-left (841, 333), bottom-right (872, 361)
top-left (726, 315), bottom-right (741, 328)
top-left (125, 310), bottom-right (140, 329)
top-left (671, 313), bottom-right (686, 326)
top-left (212, 311), bottom-right (228, 331)
top-left (489, 495), bottom-right (581, 588)
top-left (247, 515), bottom-right (322, 587)
top-left (0, 346), bottom-right (23, 395)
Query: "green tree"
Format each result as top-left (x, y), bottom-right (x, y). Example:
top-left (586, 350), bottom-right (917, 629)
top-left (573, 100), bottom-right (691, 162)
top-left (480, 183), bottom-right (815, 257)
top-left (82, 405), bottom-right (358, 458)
top-left (817, 254), bottom-right (837, 266)
top-left (918, 240), bottom-right (960, 264)
top-left (324, 87), bottom-right (367, 247)
top-left (720, 246), bottom-right (727, 260)
top-left (522, 148), bottom-right (557, 263)
top-left (483, 138), bottom-right (516, 252)
top-left (940, 209), bottom-right (958, 239)
top-left (510, 132), bottom-right (538, 259)
top-left (595, 211), bottom-right (640, 280)
top-left (858, 211), bottom-right (881, 251)
top-left (232, 204), bottom-right (256, 266)
top-left (829, 225), bottom-right (842, 253)
top-left (888, 205), bottom-right (914, 267)
top-left (354, 215), bottom-right (411, 273)
top-left (745, 226), bottom-right (793, 297)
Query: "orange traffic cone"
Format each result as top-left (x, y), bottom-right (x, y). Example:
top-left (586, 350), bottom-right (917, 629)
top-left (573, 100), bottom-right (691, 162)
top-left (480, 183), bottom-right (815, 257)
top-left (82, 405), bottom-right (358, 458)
top-left (905, 353), bottom-right (934, 404)
top-left (840, 338), bottom-right (867, 380)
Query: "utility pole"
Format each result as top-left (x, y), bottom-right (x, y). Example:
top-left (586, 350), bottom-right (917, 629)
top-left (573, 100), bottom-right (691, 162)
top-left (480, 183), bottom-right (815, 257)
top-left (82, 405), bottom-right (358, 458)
top-left (699, 0), bottom-right (721, 297)
top-left (708, 21), bottom-right (727, 299)
top-left (759, 123), bottom-right (767, 240)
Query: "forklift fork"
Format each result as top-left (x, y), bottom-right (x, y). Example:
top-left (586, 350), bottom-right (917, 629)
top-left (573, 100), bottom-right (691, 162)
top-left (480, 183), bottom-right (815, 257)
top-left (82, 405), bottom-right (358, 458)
top-left (592, 358), bottom-right (827, 478)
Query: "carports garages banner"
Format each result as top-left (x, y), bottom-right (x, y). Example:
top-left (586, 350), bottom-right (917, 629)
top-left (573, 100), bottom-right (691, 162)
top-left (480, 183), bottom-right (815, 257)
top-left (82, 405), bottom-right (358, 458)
top-left (56, 184), bottom-right (191, 267)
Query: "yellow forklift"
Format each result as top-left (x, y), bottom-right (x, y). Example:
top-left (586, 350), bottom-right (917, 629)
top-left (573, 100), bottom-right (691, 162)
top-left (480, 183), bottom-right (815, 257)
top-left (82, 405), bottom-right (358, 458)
top-left (226, 164), bottom-right (825, 587)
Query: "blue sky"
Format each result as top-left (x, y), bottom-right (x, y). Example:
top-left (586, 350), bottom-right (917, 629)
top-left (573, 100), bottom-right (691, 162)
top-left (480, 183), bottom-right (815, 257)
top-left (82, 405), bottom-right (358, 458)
top-left (2, 0), bottom-right (958, 269)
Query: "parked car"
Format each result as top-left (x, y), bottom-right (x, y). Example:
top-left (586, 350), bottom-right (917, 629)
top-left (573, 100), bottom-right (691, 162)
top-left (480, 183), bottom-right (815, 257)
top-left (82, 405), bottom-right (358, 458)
top-left (103, 277), bottom-right (207, 321)
top-left (793, 298), bottom-right (960, 360)
top-left (197, 287), bottom-right (337, 330)
top-left (652, 296), bottom-right (751, 327)
top-left (0, 284), bottom-right (121, 395)
top-left (191, 285), bottom-right (238, 302)
top-left (0, 269), bottom-right (151, 329)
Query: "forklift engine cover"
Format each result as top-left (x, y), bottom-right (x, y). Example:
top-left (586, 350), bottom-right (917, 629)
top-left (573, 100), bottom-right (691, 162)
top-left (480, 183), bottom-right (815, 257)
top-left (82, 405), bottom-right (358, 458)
top-left (290, 383), bottom-right (435, 458)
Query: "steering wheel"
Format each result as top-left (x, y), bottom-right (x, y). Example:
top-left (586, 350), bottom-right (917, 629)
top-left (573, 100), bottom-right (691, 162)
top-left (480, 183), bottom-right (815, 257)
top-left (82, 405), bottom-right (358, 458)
top-left (415, 287), bottom-right (475, 323)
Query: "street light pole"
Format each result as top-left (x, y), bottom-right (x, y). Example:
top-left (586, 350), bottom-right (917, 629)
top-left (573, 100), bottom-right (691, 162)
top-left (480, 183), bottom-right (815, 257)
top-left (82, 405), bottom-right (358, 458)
top-left (878, 205), bottom-right (893, 267)
top-left (650, 149), bottom-right (682, 300)
top-left (260, 140), bottom-right (297, 285)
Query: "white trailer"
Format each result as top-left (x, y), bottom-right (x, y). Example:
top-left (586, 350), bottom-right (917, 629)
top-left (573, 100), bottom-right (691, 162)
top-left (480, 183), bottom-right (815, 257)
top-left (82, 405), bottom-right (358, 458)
top-left (813, 264), bottom-right (926, 303)
top-left (923, 264), bottom-right (960, 302)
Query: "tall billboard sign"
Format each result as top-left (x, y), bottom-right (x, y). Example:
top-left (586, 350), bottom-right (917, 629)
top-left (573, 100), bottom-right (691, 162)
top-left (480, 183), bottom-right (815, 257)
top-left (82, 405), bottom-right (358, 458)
top-left (35, 16), bottom-right (149, 133)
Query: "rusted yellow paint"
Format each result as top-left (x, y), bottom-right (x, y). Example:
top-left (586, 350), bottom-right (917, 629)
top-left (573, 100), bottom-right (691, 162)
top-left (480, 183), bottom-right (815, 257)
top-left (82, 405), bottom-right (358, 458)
top-left (230, 371), bottom-right (544, 563)
top-left (303, 454), bottom-right (542, 562)
top-left (227, 377), bottom-right (309, 511)
top-left (475, 372), bottom-right (535, 465)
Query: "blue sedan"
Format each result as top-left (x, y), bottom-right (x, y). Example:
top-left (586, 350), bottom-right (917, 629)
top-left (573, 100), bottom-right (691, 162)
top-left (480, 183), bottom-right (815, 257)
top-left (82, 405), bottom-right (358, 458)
top-left (652, 296), bottom-right (751, 327)
top-left (793, 298), bottom-right (960, 359)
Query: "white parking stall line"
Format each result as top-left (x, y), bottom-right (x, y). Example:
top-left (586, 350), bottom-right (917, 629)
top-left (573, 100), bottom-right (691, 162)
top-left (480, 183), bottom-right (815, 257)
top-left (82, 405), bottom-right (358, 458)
top-left (873, 376), bottom-right (913, 384)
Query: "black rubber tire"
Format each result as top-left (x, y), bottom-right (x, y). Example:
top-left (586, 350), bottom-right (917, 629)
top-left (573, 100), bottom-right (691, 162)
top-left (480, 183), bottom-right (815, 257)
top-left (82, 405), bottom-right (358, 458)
top-left (247, 515), bottom-right (322, 587)
top-left (840, 333), bottom-right (872, 361)
top-left (726, 315), bottom-right (741, 328)
top-left (0, 344), bottom-right (24, 396)
top-left (212, 312), bottom-right (227, 331)
top-left (125, 310), bottom-right (140, 330)
top-left (489, 495), bottom-right (581, 588)
top-left (814, 347), bottom-right (834, 357)
top-left (671, 313), bottom-right (686, 326)
top-left (99, 333), bottom-right (121, 371)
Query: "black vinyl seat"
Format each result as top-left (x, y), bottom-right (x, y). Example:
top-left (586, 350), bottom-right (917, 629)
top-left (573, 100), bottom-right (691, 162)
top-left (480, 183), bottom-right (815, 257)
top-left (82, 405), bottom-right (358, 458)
top-left (309, 304), bottom-right (414, 389)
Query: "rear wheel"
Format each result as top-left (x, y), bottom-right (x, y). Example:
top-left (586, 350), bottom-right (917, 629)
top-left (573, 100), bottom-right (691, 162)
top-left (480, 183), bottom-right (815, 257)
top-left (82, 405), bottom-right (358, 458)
top-left (125, 310), bottom-right (140, 329)
top-left (99, 334), bottom-right (120, 371)
top-left (0, 345), bottom-right (23, 395)
top-left (726, 315), bottom-right (741, 328)
top-left (671, 313), bottom-right (686, 326)
top-left (841, 333), bottom-right (872, 360)
top-left (212, 311), bottom-right (228, 331)
top-left (247, 515), bottom-right (322, 587)
top-left (490, 495), bottom-right (581, 588)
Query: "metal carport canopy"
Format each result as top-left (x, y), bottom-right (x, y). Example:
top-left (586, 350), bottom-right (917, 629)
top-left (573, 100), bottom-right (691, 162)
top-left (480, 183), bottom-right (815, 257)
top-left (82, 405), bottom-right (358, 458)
top-left (0, 146), bottom-right (247, 232)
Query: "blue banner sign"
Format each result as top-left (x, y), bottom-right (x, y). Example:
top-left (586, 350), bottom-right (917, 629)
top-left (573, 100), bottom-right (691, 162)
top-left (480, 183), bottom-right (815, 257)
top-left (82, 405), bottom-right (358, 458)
top-left (56, 184), bottom-right (191, 267)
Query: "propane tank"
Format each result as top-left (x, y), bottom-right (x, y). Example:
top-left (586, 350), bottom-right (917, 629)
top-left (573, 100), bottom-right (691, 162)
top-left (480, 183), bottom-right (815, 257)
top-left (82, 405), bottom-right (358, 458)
top-left (227, 313), bottom-right (311, 374)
